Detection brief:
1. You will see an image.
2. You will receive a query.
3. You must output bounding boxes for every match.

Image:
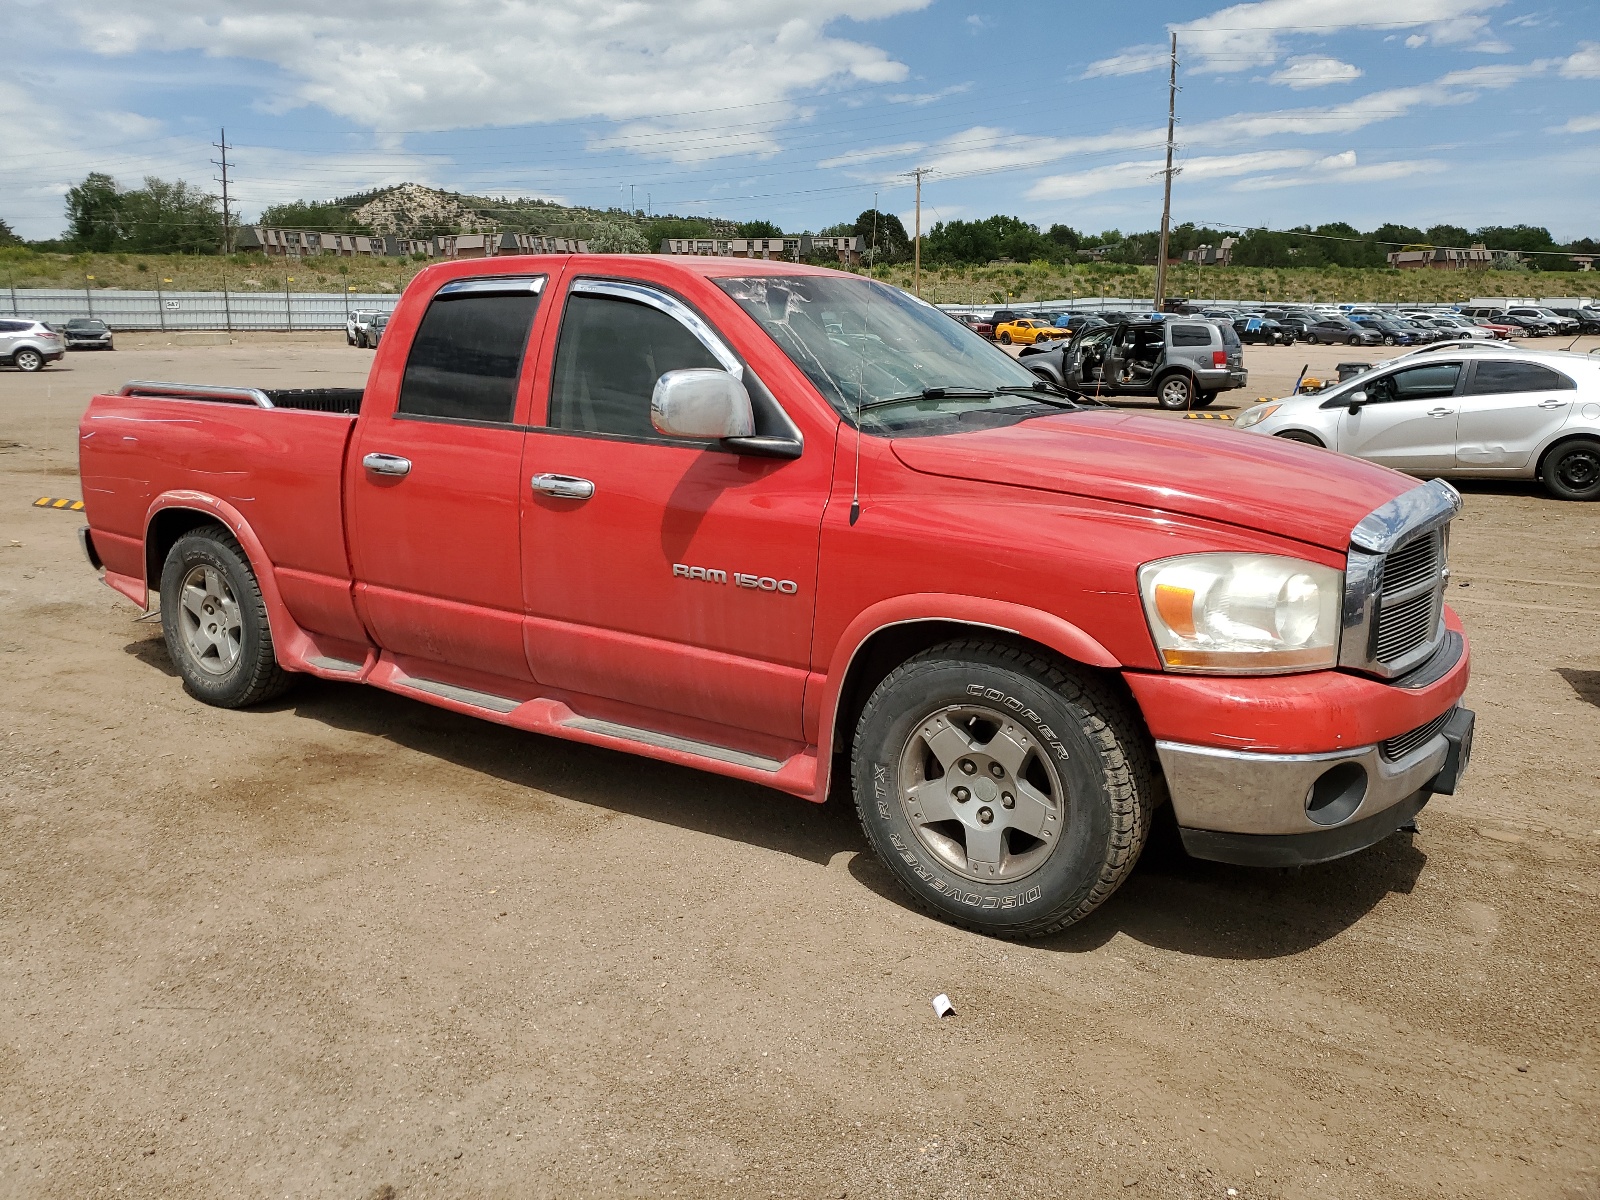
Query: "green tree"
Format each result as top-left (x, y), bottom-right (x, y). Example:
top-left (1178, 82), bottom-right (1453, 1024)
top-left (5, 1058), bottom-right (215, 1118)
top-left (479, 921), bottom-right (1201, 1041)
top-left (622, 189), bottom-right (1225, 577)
top-left (120, 177), bottom-right (223, 254)
top-left (65, 172), bottom-right (122, 251)
top-left (643, 216), bottom-right (713, 250)
top-left (0, 217), bottom-right (21, 247)
top-left (734, 219), bottom-right (783, 238)
top-left (259, 199), bottom-right (363, 232)
top-left (586, 217), bottom-right (649, 254)
top-left (1424, 223), bottom-right (1472, 246)
top-left (847, 209), bottom-right (909, 263)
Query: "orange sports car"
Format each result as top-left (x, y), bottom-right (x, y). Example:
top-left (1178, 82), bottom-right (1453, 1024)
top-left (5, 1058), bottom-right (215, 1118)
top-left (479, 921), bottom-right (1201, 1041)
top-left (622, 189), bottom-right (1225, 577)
top-left (994, 317), bottom-right (1069, 345)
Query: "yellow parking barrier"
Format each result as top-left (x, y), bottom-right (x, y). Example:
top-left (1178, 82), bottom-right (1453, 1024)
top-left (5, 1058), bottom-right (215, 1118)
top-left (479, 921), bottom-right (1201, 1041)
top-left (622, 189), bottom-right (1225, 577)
top-left (33, 497), bottom-right (85, 511)
top-left (1181, 413), bottom-right (1233, 420)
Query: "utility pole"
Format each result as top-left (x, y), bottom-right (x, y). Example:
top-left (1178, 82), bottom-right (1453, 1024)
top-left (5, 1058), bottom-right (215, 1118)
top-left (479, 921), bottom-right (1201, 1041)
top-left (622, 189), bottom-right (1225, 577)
top-left (1153, 33), bottom-right (1179, 313)
top-left (212, 128), bottom-right (235, 255)
top-left (909, 166), bottom-right (931, 297)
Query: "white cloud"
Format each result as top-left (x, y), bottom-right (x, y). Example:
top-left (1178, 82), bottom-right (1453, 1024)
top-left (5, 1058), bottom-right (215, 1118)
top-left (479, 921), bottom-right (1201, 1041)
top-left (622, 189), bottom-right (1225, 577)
top-left (1242, 152), bottom-right (1446, 188)
top-left (1027, 149), bottom-right (1327, 200)
top-left (887, 83), bottom-right (972, 105)
top-left (1562, 41), bottom-right (1600, 77)
top-left (1551, 114), bottom-right (1600, 134)
top-left (817, 142), bottom-right (927, 170)
top-left (1175, 0), bottom-right (1507, 71)
top-left (1081, 44), bottom-right (1170, 79)
top-left (0, 78), bottom-right (447, 238)
top-left (1269, 56), bottom-right (1364, 88)
top-left (61, 0), bottom-right (928, 163)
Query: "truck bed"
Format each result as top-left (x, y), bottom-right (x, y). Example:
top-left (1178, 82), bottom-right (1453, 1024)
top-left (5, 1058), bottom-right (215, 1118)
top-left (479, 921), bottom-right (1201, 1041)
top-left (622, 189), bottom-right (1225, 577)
top-left (80, 381), bottom-right (364, 643)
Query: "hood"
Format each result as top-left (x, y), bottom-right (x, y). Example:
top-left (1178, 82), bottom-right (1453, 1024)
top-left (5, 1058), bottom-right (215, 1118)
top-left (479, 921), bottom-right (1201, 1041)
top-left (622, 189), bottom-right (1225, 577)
top-left (889, 411), bottom-right (1414, 552)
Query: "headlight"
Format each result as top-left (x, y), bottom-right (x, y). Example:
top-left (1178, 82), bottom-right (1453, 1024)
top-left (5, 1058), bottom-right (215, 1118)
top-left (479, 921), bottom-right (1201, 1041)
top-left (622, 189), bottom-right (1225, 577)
top-left (1138, 553), bottom-right (1342, 673)
top-left (1233, 403), bottom-right (1280, 429)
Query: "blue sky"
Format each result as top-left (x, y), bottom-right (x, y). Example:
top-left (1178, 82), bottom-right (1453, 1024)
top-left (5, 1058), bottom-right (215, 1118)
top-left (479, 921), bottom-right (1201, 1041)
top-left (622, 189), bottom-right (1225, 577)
top-left (4, 0), bottom-right (1598, 241)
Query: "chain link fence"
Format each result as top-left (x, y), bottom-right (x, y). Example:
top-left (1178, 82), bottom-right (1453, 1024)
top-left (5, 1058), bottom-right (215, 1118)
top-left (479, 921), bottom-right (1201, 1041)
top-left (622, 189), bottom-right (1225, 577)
top-left (3, 288), bottom-right (400, 331)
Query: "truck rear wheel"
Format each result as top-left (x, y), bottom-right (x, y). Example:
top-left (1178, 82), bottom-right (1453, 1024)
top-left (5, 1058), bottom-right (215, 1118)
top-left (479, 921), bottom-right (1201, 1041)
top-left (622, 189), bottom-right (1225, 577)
top-left (159, 526), bottom-right (293, 708)
top-left (851, 640), bottom-right (1154, 938)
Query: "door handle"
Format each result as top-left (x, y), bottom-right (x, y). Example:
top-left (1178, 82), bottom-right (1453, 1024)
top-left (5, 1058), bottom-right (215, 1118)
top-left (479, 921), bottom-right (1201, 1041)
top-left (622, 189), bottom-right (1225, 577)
top-left (1427, 408), bottom-right (1455, 418)
top-left (1538, 398), bottom-right (1565, 408)
top-left (362, 452), bottom-right (412, 476)
top-left (531, 473), bottom-right (596, 500)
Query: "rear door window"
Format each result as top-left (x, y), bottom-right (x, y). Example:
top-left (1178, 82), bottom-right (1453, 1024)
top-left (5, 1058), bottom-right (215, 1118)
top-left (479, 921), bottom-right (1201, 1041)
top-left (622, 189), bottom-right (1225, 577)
top-left (1465, 361), bottom-right (1575, 394)
top-left (397, 278), bottom-right (545, 424)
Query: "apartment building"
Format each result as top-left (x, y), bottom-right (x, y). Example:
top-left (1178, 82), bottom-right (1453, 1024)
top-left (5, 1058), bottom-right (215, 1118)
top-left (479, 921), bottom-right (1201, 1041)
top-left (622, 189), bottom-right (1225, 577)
top-left (658, 234), bottom-right (863, 266)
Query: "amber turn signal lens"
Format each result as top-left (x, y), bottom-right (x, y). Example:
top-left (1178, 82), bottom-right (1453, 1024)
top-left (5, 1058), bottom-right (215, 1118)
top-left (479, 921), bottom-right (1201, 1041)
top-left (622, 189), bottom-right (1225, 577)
top-left (1153, 583), bottom-right (1197, 638)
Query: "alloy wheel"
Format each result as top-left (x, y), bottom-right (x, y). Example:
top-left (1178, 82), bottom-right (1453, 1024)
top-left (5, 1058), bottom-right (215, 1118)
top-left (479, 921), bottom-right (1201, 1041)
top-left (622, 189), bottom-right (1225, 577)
top-left (178, 564), bottom-right (243, 675)
top-left (896, 703), bottom-right (1066, 882)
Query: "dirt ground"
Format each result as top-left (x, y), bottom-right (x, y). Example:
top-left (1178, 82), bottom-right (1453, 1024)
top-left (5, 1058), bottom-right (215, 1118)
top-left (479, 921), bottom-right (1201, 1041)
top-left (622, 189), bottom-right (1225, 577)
top-left (1, 335), bottom-right (1597, 1200)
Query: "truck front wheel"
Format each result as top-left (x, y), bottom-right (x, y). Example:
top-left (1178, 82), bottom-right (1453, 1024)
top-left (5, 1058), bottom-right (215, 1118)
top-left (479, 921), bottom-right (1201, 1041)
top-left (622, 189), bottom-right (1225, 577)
top-left (159, 526), bottom-right (293, 708)
top-left (851, 640), bottom-right (1154, 938)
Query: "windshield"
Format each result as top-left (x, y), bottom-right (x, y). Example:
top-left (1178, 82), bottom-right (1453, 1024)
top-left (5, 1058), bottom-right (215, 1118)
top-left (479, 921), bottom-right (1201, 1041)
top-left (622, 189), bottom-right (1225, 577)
top-left (715, 275), bottom-right (1056, 433)
top-left (67, 319), bottom-right (105, 330)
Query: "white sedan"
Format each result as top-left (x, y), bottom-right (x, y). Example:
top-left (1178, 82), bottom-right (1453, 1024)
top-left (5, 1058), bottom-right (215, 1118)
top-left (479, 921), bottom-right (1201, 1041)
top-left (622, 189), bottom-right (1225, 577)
top-left (1232, 344), bottom-right (1600, 500)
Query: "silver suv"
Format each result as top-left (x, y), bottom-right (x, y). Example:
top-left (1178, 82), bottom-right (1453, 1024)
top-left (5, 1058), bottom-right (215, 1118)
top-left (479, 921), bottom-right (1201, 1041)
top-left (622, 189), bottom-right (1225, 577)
top-left (0, 319), bottom-right (66, 372)
top-left (1019, 317), bottom-right (1247, 409)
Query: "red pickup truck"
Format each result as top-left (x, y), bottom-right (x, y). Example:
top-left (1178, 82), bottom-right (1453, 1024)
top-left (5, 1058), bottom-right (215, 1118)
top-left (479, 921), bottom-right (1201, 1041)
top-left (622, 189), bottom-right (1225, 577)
top-left (78, 255), bottom-right (1474, 937)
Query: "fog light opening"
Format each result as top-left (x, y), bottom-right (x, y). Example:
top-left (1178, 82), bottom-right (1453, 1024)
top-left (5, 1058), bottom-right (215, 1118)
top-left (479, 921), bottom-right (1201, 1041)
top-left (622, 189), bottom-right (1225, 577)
top-left (1305, 762), bottom-right (1367, 827)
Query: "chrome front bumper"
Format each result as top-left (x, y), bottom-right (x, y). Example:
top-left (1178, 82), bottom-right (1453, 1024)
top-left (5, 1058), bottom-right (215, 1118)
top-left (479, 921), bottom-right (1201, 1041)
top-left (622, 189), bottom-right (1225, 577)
top-left (1157, 707), bottom-right (1471, 866)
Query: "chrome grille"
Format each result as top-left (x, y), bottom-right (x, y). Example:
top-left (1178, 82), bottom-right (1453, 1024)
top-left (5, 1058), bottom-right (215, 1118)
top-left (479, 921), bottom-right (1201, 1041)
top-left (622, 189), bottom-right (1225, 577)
top-left (1340, 480), bottom-right (1461, 680)
top-left (1375, 587), bottom-right (1440, 662)
top-left (1380, 709), bottom-right (1453, 762)
top-left (1381, 530), bottom-right (1443, 596)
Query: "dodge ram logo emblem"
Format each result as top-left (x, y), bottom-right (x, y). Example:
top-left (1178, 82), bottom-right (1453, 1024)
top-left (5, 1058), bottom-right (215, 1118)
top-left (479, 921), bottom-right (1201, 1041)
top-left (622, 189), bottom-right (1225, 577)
top-left (673, 563), bottom-right (798, 594)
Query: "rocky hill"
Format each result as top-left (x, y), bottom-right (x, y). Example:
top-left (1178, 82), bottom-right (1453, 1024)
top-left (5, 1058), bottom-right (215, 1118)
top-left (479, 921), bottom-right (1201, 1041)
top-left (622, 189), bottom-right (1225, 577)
top-left (351, 184), bottom-right (497, 236)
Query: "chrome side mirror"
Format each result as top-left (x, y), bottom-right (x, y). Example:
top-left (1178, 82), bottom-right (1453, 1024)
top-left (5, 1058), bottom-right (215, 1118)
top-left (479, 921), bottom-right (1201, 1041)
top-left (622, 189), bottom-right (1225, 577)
top-left (650, 369), bottom-right (755, 440)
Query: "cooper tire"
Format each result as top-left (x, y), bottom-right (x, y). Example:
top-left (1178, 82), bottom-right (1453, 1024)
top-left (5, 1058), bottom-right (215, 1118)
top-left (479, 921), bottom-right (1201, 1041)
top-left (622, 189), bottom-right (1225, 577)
top-left (1383, 335), bottom-right (1396, 346)
top-left (1155, 373), bottom-right (1193, 410)
top-left (159, 525), bottom-right (293, 708)
top-left (851, 640), bottom-right (1154, 938)
top-left (1195, 391), bottom-right (1217, 407)
top-left (1347, 334), bottom-right (1359, 346)
top-left (14, 348), bottom-right (43, 372)
top-left (1540, 438), bottom-right (1600, 501)
top-left (999, 332), bottom-right (1012, 345)
top-left (1275, 429), bottom-right (1326, 447)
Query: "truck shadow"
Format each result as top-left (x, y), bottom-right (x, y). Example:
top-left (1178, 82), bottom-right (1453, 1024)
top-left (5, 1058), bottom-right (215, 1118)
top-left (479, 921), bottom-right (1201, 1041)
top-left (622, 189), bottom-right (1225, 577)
top-left (847, 808), bottom-right (1428, 961)
top-left (1557, 667), bottom-right (1600, 708)
top-left (123, 637), bottom-right (1428, 960)
top-left (271, 675), bottom-right (867, 870)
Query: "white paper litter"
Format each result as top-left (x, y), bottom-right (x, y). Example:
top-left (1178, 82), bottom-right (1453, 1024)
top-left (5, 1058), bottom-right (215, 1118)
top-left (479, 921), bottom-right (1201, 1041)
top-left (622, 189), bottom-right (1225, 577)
top-left (931, 993), bottom-right (955, 1018)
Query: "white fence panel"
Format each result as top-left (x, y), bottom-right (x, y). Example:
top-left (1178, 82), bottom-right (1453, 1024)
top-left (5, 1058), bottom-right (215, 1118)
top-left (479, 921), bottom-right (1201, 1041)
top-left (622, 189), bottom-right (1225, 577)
top-left (1, 288), bottom-right (401, 331)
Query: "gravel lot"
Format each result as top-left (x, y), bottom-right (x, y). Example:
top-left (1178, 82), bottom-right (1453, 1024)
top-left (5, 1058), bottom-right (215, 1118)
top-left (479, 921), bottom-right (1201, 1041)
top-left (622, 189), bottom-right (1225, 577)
top-left (2, 334), bottom-right (1597, 1199)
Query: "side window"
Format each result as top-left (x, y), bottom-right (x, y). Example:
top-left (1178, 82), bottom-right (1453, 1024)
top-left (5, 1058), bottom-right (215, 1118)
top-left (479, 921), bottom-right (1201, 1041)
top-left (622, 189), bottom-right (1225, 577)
top-left (398, 284), bottom-right (544, 423)
top-left (549, 292), bottom-right (721, 439)
top-left (1369, 363), bottom-right (1461, 403)
top-left (1466, 361), bottom-right (1575, 394)
top-left (1170, 323), bottom-right (1212, 347)
top-left (0, 320), bottom-right (25, 333)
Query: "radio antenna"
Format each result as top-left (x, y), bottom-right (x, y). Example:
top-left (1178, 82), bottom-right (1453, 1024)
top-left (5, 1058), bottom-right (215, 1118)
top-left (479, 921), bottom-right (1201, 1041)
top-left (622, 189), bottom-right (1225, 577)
top-left (849, 195), bottom-right (880, 526)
